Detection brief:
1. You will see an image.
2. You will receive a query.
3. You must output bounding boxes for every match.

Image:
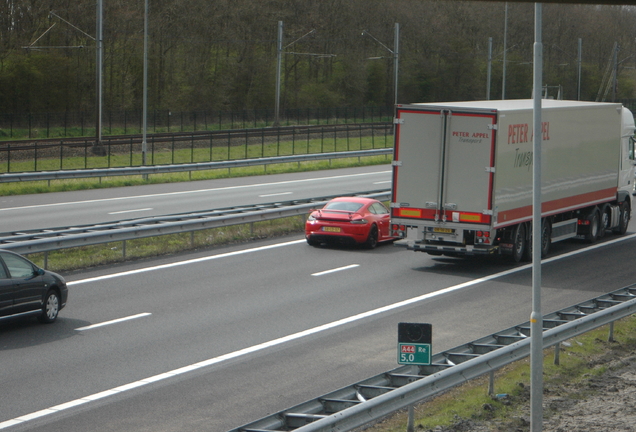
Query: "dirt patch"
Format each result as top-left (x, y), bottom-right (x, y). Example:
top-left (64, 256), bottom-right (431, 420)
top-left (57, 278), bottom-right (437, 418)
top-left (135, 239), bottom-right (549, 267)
top-left (419, 349), bottom-right (636, 432)
top-left (540, 355), bottom-right (636, 432)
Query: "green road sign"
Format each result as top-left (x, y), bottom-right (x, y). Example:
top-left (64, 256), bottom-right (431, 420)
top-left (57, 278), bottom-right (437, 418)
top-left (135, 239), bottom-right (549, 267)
top-left (398, 342), bottom-right (431, 365)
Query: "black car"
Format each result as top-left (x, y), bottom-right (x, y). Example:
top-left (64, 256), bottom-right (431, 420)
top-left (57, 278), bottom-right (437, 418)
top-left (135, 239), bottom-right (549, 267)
top-left (0, 250), bottom-right (68, 324)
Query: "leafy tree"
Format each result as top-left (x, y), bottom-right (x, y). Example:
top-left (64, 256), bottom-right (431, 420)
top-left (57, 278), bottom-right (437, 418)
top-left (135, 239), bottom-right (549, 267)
top-left (2, 0), bottom-right (636, 117)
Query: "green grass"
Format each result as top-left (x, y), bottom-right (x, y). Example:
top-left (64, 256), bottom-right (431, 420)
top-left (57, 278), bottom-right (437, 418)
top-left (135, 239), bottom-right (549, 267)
top-left (366, 315), bottom-right (636, 431)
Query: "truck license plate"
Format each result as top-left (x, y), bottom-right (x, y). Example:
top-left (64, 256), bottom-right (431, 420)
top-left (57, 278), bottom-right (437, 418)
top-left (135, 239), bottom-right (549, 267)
top-left (323, 227), bottom-right (341, 232)
top-left (433, 228), bottom-right (453, 234)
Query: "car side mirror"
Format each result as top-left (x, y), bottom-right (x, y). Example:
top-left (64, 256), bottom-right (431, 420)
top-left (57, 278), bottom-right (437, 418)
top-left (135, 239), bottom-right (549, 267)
top-left (37, 268), bottom-right (45, 276)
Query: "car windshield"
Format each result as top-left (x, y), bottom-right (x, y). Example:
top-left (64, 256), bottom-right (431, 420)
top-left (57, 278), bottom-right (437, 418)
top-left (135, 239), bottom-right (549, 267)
top-left (324, 201), bottom-right (364, 212)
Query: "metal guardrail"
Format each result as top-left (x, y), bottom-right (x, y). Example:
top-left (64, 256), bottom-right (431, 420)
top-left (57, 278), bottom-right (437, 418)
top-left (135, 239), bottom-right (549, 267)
top-left (228, 285), bottom-right (636, 432)
top-left (0, 148), bottom-right (393, 183)
top-left (0, 191), bottom-right (392, 255)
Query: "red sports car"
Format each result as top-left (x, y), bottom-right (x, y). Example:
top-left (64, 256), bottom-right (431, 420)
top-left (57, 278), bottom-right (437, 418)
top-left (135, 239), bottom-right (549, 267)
top-left (305, 197), bottom-right (396, 248)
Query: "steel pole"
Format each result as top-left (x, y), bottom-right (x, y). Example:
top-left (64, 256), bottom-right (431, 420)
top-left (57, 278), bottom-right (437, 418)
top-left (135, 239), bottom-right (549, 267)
top-left (96, 0), bottom-right (103, 149)
top-left (502, 2), bottom-right (508, 100)
top-left (393, 23), bottom-right (399, 107)
top-left (577, 38), bottom-right (582, 101)
top-left (531, 3), bottom-right (544, 432)
top-left (613, 44), bottom-right (618, 102)
top-left (142, 0), bottom-right (149, 166)
top-left (487, 37), bottom-right (492, 100)
top-left (274, 21), bottom-right (283, 127)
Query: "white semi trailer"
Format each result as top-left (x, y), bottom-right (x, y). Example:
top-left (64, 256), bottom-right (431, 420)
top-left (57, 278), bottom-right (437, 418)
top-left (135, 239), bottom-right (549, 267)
top-left (390, 99), bottom-right (635, 261)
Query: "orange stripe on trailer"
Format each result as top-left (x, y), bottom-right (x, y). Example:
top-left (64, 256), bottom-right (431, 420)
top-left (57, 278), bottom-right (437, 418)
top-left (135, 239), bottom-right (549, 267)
top-left (394, 208), bottom-right (438, 220)
top-left (457, 212), bottom-right (491, 224)
top-left (459, 213), bottom-right (482, 222)
top-left (398, 208), bottom-right (423, 217)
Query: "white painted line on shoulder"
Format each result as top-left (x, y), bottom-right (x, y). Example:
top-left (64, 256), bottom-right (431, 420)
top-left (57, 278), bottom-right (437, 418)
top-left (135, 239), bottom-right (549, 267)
top-left (75, 313), bottom-right (152, 331)
top-left (108, 208), bottom-right (153, 215)
top-left (312, 264), bottom-right (360, 276)
top-left (258, 192), bottom-right (293, 197)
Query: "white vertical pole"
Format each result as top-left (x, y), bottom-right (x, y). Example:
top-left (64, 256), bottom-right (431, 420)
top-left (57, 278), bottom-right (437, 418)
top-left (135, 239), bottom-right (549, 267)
top-left (531, 3), bottom-right (544, 432)
top-left (142, 0), bottom-right (149, 166)
top-left (502, 2), bottom-right (508, 100)
top-left (487, 37), bottom-right (492, 100)
top-left (612, 44), bottom-right (618, 102)
top-left (96, 0), bottom-right (103, 148)
top-left (577, 38), bottom-right (582, 101)
top-left (274, 21), bottom-right (283, 126)
top-left (393, 23), bottom-right (399, 107)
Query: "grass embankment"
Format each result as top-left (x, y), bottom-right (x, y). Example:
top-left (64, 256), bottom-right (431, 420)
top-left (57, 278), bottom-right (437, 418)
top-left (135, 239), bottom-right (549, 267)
top-left (1, 135), bottom-right (392, 272)
top-left (366, 315), bottom-right (636, 432)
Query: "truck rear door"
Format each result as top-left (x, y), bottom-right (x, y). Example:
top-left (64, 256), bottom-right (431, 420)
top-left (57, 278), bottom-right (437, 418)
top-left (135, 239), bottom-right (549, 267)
top-left (392, 107), bottom-right (497, 227)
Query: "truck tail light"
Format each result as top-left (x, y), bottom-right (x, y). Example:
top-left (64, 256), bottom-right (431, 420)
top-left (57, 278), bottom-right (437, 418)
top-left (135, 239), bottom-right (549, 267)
top-left (475, 230), bottom-right (491, 244)
top-left (391, 224), bottom-right (406, 236)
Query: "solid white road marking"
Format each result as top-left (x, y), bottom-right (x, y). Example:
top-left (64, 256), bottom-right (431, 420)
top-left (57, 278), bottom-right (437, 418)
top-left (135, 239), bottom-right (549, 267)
top-left (4, 232), bottom-right (636, 429)
top-left (108, 208), bottom-right (153, 215)
top-left (75, 313), bottom-right (152, 331)
top-left (312, 264), bottom-right (360, 276)
top-left (258, 192), bottom-right (293, 198)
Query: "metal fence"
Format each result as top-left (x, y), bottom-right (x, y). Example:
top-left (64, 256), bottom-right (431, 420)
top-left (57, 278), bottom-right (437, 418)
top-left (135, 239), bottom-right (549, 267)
top-left (0, 106), bottom-right (393, 140)
top-left (0, 123), bottom-right (392, 173)
top-left (0, 149), bottom-right (393, 184)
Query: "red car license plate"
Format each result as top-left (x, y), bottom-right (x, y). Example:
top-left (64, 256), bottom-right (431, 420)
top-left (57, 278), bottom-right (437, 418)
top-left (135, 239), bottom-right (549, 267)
top-left (323, 227), bottom-right (341, 232)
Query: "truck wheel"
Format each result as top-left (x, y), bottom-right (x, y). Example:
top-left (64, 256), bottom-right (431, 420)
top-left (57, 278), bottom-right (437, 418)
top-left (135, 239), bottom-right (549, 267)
top-left (598, 204), bottom-right (611, 238)
top-left (612, 201), bottom-right (630, 235)
top-left (512, 223), bottom-right (527, 263)
top-left (540, 219), bottom-right (551, 258)
top-left (585, 210), bottom-right (599, 243)
top-left (523, 219), bottom-right (551, 261)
